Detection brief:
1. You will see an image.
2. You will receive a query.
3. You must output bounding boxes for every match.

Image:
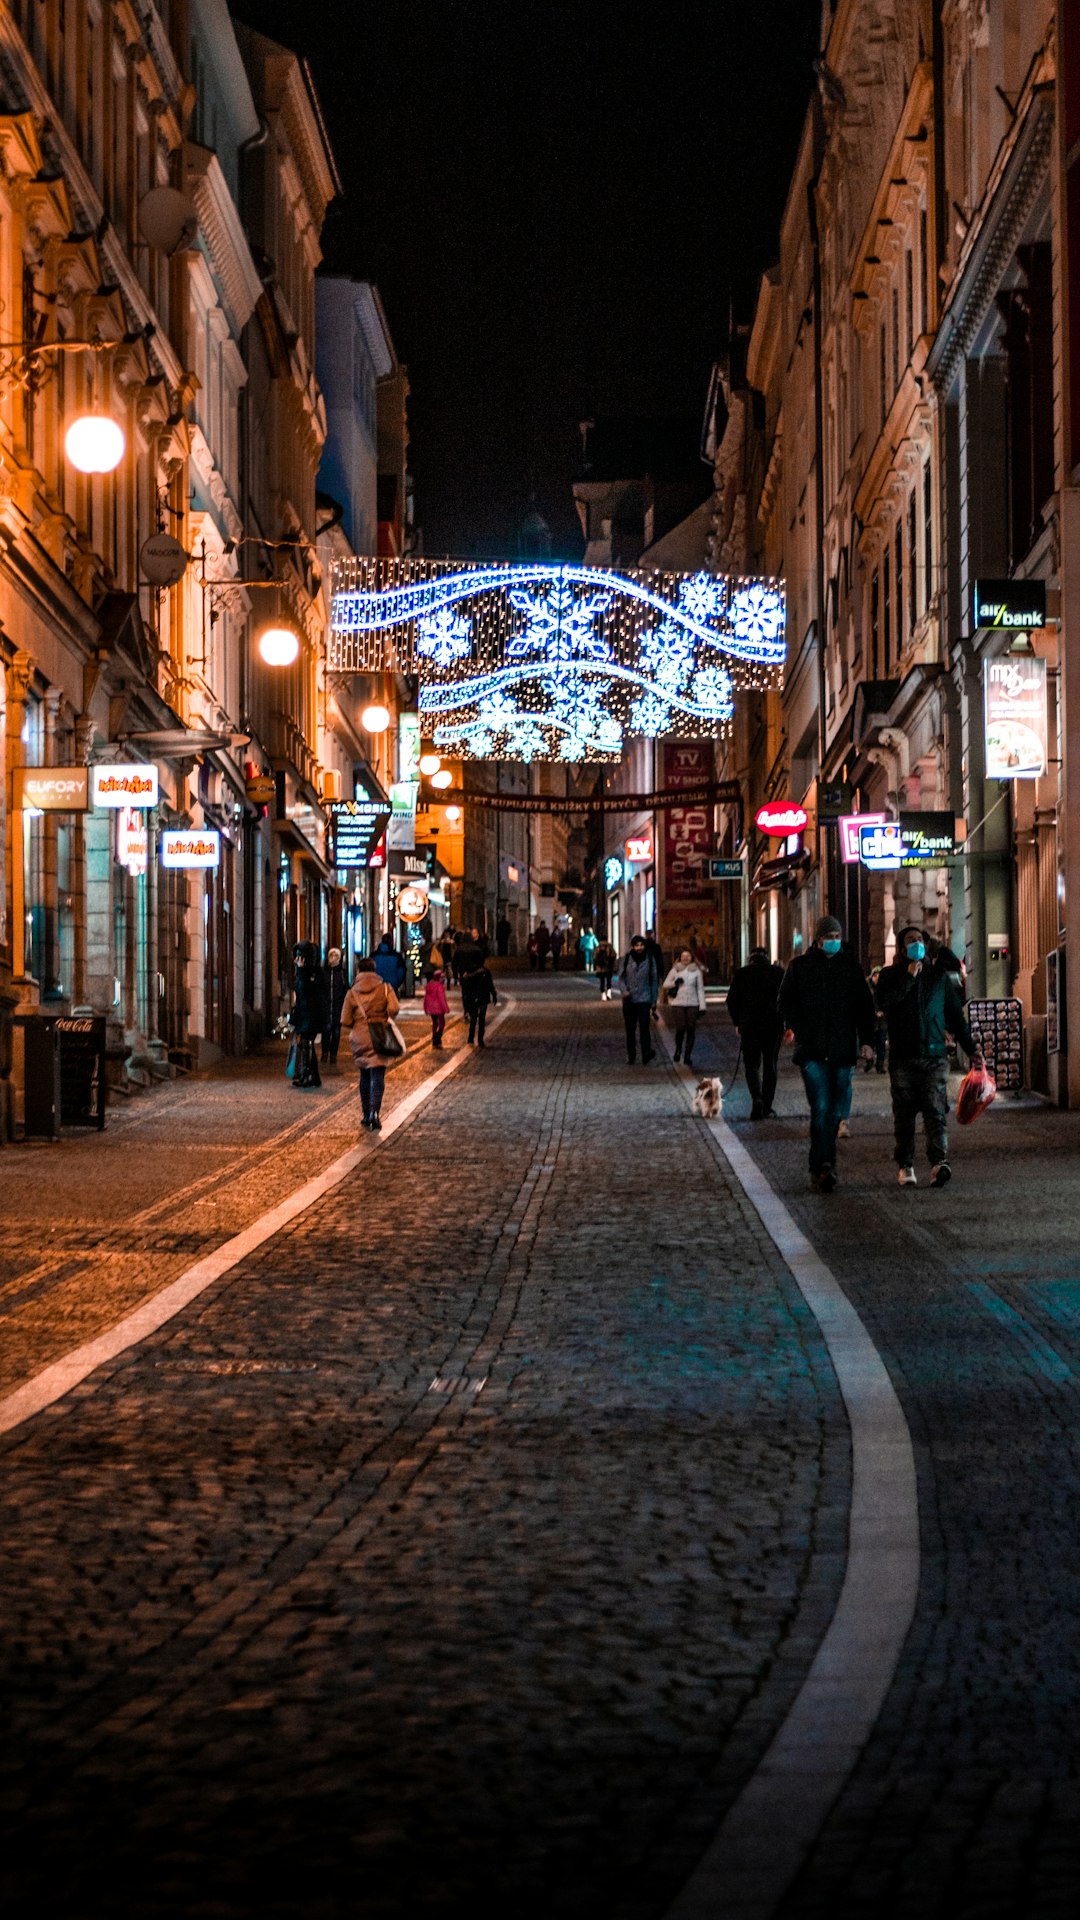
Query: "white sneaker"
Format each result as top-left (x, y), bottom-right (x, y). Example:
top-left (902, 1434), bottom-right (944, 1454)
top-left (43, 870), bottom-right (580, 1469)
top-left (897, 1165), bottom-right (917, 1187)
top-left (838, 1120), bottom-right (851, 1140)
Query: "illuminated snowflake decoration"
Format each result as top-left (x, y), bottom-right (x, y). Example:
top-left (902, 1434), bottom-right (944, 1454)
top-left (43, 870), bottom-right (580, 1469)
top-left (630, 692), bottom-right (671, 736)
top-left (417, 604), bottom-right (472, 667)
top-left (505, 718), bottom-right (547, 761)
top-left (507, 580), bottom-right (612, 665)
top-left (679, 572), bottom-right (725, 621)
top-left (730, 582), bottom-right (785, 648)
top-left (691, 665), bottom-right (735, 718)
top-left (594, 715), bottom-right (623, 753)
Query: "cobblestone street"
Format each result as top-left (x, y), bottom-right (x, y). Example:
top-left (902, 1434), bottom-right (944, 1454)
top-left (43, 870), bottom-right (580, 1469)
top-left (2, 978), bottom-right (1079, 1917)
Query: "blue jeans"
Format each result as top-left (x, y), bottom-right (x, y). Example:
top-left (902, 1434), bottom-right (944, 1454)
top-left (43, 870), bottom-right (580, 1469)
top-left (799, 1060), bottom-right (853, 1172)
top-left (359, 1065), bottom-right (385, 1121)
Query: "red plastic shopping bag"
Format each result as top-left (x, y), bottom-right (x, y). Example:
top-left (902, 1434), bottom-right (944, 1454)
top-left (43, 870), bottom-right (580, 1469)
top-left (956, 1061), bottom-right (997, 1125)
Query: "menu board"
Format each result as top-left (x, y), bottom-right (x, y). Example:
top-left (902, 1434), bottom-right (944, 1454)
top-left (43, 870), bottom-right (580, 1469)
top-left (966, 998), bottom-right (1023, 1092)
top-left (329, 799), bottom-right (391, 869)
top-left (983, 657), bottom-right (1047, 779)
top-left (57, 1014), bottom-right (107, 1129)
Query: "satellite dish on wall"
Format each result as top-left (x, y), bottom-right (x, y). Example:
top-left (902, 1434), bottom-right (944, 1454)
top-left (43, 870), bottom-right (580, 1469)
top-left (140, 533), bottom-right (189, 587)
top-left (138, 187), bottom-right (199, 256)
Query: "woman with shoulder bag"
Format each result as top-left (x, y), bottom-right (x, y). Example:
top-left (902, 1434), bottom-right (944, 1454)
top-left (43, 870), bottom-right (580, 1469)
top-left (339, 956), bottom-right (403, 1133)
top-left (662, 947), bottom-right (707, 1066)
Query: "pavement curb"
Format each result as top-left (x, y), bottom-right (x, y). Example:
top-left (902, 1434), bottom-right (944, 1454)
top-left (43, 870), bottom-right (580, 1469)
top-left (662, 1042), bottom-right (920, 1920)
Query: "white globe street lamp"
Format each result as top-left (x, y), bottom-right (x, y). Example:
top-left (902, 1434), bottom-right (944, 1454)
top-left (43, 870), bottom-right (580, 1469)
top-left (430, 768), bottom-right (453, 790)
top-left (65, 413), bottom-right (125, 474)
top-left (361, 703), bottom-right (391, 733)
top-left (419, 752), bottom-right (441, 776)
top-left (444, 805), bottom-right (461, 822)
top-left (258, 626), bottom-right (300, 667)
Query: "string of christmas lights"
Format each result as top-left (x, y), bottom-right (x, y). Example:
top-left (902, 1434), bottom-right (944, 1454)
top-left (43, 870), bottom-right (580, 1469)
top-left (328, 558), bottom-right (786, 761)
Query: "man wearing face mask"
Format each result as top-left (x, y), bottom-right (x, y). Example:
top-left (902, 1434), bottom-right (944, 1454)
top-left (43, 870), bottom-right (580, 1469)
top-left (876, 924), bottom-right (982, 1189)
top-left (778, 914), bottom-right (877, 1191)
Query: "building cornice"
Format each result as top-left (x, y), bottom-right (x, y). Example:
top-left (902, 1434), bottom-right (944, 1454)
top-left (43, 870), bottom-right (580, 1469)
top-left (183, 142), bottom-right (264, 337)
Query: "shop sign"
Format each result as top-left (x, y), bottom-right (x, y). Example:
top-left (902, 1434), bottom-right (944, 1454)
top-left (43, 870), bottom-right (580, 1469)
top-left (817, 781), bottom-right (851, 821)
top-left (245, 773), bottom-right (276, 805)
top-left (12, 766), bottom-right (90, 812)
top-left (839, 812), bottom-right (886, 865)
top-left (983, 656), bottom-right (1048, 779)
top-left (396, 884), bottom-right (428, 923)
top-left (116, 806), bottom-right (148, 878)
top-left (92, 763), bottom-right (159, 808)
top-left (398, 712), bottom-right (422, 784)
top-left (709, 858), bottom-right (744, 879)
top-left (389, 849), bottom-right (432, 879)
top-left (625, 833), bottom-right (653, 863)
top-left (388, 780), bottom-right (418, 851)
top-left (755, 802), bottom-right (808, 837)
top-left (328, 798), bottom-right (391, 869)
top-left (369, 833), bottom-right (387, 869)
top-left (898, 812), bottom-right (957, 859)
top-left (161, 829), bottom-right (220, 868)
top-left (604, 855), bottom-right (624, 891)
top-left (973, 578), bottom-right (1047, 632)
top-left (859, 822), bottom-right (910, 870)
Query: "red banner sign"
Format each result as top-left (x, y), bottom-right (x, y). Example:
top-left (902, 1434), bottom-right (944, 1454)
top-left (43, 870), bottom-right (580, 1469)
top-left (662, 742), bottom-right (716, 903)
top-left (756, 802), bottom-right (808, 836)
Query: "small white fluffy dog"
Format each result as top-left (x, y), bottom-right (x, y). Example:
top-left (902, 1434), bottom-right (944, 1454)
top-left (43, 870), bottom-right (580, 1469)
top-left (692, 1075), bottom-right (723, 1119)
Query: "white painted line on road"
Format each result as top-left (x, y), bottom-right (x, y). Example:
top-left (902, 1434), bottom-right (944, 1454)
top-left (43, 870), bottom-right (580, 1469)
top-left (663, 1046), bottom-right (920, 1920)
top-left (0, 1000), bottom-right (513, 1441)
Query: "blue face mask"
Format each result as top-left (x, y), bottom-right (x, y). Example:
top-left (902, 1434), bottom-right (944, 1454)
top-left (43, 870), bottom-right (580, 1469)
top-left (821, 938), bottom-right (841, 956)
top-left (905, 941), bottom-right (925, 961)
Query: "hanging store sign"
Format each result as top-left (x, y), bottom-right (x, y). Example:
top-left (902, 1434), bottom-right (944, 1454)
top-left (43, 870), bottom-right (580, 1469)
top-left (859, 823), bottom-right (909, 870)
top-left (396, 884), bottom-right (429, 923)
top-left (116, 806), bottom-right (148, 878)
top-left (755, 802), bottom-right (808, 837)
top-left (398, 711), bottom-right (422, 783)
top-left (983, 656), bottom-right (1048, 779)
top-left (12, 767), bottom-right (90, 812)
top-left (973, 578), bottom-right (1047, 632)
top-left (838, 812), bottom-right (886, 865)
top-left (328, 799), bottom-right (392, 870)
top-left (92, 763), bottom-right (159, 808)
top-left (161, 829), bottom-right (220, 868)
top-left (858, 819), bottom-right (956, 871)
top-left (709, 857), bottom-right (744, 879)
top-left (898, 812), bottom-right (957, 860)
top-left (387, 780), bottom-right (418, 852)
top-left (604, 855), bottom-right (624, 891)
top-left (330, 558), bottom-right (784, 763)
top-left (625, 833), bottom-right (654, 863)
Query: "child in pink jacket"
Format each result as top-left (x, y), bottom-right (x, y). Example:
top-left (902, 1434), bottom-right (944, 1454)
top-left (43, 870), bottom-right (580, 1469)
top-left (423, 968), bottom-right (449, 1048)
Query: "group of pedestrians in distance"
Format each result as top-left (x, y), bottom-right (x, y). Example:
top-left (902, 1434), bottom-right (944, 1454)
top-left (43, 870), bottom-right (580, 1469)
top-left (768, 913), bottom-right (982, 1194)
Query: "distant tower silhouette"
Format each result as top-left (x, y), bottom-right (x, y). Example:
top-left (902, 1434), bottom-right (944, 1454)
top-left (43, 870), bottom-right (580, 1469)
top-left (517, 495), bottom-right (553, 560)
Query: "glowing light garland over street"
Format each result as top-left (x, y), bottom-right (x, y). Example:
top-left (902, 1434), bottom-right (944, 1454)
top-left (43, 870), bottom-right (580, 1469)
top-left (329, 559), bottom-right (785, 761)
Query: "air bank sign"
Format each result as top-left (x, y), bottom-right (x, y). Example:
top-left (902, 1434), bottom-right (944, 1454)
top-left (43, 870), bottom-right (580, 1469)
top-left (973, 578), bottom-right (1046, 631)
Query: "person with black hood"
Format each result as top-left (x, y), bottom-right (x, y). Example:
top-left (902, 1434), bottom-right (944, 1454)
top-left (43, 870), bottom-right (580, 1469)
top-left (727, 945), bottom-right (785, 1119)
top-left (618, 933), bottom-right (659, 1064)
top-left (290, 941), bottom-right (328, 1088)
top-left (321, 946), bottom-right (349, 1067)
top-left (459, 948), bottom-right (498, 1046)
top-left (876, 924), bottom-right (982, 1189)
top-left (778, 914), bottom-right (877, 1191)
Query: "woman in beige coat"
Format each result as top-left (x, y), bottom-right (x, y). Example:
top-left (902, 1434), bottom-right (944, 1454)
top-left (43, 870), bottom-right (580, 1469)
top-left (339, 957), bottom-right (401, 1131)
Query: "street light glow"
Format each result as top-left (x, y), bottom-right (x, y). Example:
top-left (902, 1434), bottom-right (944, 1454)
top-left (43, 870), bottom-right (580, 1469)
top-left (259, 626), bottom-right (301, 667)
top-left (430, 768), bottom-right (453, 789)
top-left (444, 805), bottom-right (461, 821)
top-left (419, 752), bottom-right (441, 776)
top-left (64, 414), bottom-right (125, 474)
top-left (361, 703), bottom-right (391, 733)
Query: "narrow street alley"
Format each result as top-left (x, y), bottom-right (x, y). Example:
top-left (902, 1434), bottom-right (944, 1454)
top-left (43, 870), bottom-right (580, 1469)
top-left (2, 980), bottom-right (1079, 1917)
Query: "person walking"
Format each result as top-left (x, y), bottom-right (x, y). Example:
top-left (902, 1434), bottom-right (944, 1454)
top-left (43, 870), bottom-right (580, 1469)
top-left (550, 926), bottom-right (564, 970)
top-left (321, 945), bottom-right (349, 1067)
top-left (726, 945), bottom-right (785, 1119)
top-left (526, 929), bottom-right (539, 971)
top-left (619, 933), bottom-right (659, 1064)
top-left (662, 947), bottom-right (707, 1065)
top-left (460, 951), bottom-right (498, 1046)
top-left (423, 967), bottom-right (449, 1049)
top-left (339, 956), bottom-right (401, 1132)
top-left (535, 922), bottom-right (550, 970)
top-left (290, 941), bottom-right (327, 1088)
top-left (580, 927), bottom-right (598, 973)
top-left (496, 913), bottom-right (512, 957)
top-left (778, 915), bottom-right (876, 1191)
top-left (373, 932), bottom-right (406, 995)
top-left (643, 929), bottom-right (664, 1023)
top-left (594, 937), bottom-right (617, 999)
top-left (876, 924), bottom-right (983, 1189)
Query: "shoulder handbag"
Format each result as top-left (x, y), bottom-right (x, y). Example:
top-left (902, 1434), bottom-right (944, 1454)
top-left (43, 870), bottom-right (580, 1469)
top-left (367, 986), bottom-right (406, 1059)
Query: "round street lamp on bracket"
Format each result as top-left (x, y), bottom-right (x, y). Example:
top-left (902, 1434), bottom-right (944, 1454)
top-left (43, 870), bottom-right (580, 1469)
top-left (258, 626), bottom-right (301, 667)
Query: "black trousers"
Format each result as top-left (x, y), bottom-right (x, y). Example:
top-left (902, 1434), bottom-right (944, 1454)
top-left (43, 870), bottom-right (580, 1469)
top-left (890, 1057), bottom-right (949, 1166)
top-left (466, 1000), bottom-right (489, 1043)
top-left (671, 1007), bottom-right (699, 1061)
top-left (623, 999), bottom-right (654, 1061)
top-left (742, 1026), bottom-right (781, 1111)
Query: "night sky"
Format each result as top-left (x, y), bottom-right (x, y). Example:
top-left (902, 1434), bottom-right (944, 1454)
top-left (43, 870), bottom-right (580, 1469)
top-left (231, 1), bottom-right (821, 560)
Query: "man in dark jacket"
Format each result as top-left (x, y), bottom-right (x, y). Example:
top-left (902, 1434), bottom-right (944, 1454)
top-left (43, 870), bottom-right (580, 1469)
top-left (373, 932), bottom-right (406, 994)
top-left (321, 946), bottom-right (349, 1065)
top-left (778, 914), bottom-right (877, 1190)
top-left (290, 941), bottom-right (328, 1088)
top-left (619, 935), bottom-right (659, 1064)
top-left (460, 953), bottom-right (498, 1046)
top-left (727, 946), bottom-right (785, 1120)
top-left (876, 925), bottom-right (982, 1189)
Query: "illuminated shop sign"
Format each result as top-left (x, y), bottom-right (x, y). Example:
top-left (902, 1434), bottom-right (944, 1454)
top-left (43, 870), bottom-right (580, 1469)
top-left (755, 802), bottom-right (808, 837)
top-left (838, 813), bottom-right (886, 865)
top-left (859, 818), bottom-right (957, 871)
top-left (92, 763), bottom-right (159, 808)
top-left (116, 807), bottom-right (148, 878)
top-left (973, 578), bottom-right (1047, 632)
top-left (983, 656), bottom-right (1048, 779)
top-left (12, 767), bottom-right (90, 812)
top-left (328, 799), bottom-right (392, 869)
top-left (161, 830), bottom-right (220, 869)
top-left (625, 833), bottom-right (654, 863)
top-left (604, 855), bottom-right (624, 891)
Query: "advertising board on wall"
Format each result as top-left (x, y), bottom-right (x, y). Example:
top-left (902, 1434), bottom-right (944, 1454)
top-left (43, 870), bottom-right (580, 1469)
top-left (659, 740), bottom-right (719, 945)
top-left (329, 799), bottom-right (392, 870)
top-left (983, 656), bottom-right (1048, 779)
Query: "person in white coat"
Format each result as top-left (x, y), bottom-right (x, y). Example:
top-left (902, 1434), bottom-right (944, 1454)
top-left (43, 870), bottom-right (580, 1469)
top-left (662, 948), bottom-right (708, 1065)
